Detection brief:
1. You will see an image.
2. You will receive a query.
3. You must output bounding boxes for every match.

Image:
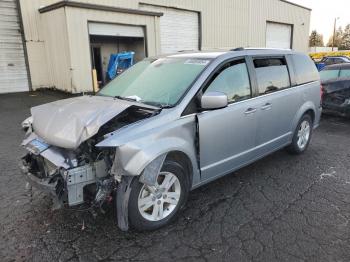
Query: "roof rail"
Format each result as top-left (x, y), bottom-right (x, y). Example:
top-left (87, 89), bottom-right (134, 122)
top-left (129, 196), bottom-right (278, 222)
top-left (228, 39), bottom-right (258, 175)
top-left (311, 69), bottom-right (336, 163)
top-left (177, 49), bottom-right (195, 52)
top-left (245, 47), bottom-right (292, 51)
top-left (231, 47), bottom-right (245, 51)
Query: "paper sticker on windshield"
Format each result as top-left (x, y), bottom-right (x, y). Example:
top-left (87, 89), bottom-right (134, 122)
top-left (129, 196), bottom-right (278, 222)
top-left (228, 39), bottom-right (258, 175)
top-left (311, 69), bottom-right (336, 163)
top-left (184, 59), bottom-right (210, 66)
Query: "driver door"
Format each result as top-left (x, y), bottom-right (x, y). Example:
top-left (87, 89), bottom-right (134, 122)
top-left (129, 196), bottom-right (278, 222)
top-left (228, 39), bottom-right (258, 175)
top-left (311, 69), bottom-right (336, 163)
top-left (197, 58), bottom-right (259, 182)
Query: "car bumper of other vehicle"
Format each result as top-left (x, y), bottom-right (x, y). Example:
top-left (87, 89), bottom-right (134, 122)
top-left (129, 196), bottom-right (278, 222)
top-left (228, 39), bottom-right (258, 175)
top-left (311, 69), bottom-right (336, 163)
top-left (323, 99), bottom-right (350, 117)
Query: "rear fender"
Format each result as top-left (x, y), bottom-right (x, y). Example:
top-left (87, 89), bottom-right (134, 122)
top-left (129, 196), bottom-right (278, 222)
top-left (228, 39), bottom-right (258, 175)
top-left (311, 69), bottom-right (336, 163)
top-left (291, 102), bottom-right (317, 133)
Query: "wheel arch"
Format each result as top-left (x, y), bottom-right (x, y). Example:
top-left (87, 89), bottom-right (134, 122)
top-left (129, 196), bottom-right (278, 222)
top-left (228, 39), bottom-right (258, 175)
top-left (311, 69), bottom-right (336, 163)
top-left (291, 102), bottom-right (317, 134)
top-left (165, 151), bottom-right (194, 188)
top-left (304, 108), bottom-right (315, 122)
top-left (112, 136), bottom-right (200, 188)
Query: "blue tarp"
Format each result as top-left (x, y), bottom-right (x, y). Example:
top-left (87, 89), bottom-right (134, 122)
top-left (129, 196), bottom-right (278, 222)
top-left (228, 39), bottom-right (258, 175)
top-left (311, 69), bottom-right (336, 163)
top-left (106, 51), bottom-right (135, 80)
top-left (316, 62), bottom-right (326, 71)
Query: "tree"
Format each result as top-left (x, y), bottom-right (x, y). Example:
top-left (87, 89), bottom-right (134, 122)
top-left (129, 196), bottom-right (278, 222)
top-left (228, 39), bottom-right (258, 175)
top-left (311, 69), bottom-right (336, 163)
top-left (339, 24), bottom-right (350, 50)
top-left (309, 30), bottom-right (324, 47)
top-left (327, 26), bottom-right (343, 47)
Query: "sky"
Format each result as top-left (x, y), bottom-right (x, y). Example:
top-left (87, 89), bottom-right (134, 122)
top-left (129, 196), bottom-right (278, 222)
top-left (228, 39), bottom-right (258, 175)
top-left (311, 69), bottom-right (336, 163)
top-left (289, 0), bottom-right (350, 44)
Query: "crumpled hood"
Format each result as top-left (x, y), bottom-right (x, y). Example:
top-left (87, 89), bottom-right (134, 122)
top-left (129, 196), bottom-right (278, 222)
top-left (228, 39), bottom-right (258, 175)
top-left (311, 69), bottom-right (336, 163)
top-left (31, 95), bottom-right (156, 149)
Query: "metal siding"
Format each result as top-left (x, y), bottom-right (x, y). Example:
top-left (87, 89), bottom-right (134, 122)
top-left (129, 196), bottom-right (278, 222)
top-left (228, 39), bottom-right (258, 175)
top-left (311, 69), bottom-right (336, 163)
top-left (65, 7), bottom-right (159, 93)
top-left (41, 8), bottom-right (72, 92)
top-left (19, 0), bottom-right (52, 89)
top-left (250, 0), bottom-right (310, 51)
top-left (20, 0), bottom-right (311, 93)
top-left (28, 0), bottom-right (309, 51)
top-left (140, 4), bottom-right (199, 53)
top-left (88, 23), bottom-right (144, 37)
top-left (0, 0), bottom-right (28, 93)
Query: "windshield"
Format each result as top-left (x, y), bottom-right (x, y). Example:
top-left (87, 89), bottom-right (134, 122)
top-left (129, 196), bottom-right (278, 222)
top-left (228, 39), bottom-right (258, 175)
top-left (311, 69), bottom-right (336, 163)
top-left (320, 69), bottom-right (339, 82)
top-left (98, 57), bottom-right (211, 107)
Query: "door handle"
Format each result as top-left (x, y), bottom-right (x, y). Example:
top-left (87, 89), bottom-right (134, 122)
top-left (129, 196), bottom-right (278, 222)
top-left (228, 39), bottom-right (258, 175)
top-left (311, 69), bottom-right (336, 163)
top-left (244, 108), bottom-right (257, 115)
top-left (261, 103), bottom-right (272, 111)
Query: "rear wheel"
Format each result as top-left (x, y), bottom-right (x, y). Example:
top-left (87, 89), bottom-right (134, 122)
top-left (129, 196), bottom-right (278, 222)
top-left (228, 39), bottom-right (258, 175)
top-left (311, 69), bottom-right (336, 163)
top-left (128, 160), bottom-right (189, 231)
top-left (287, 114), bottom-right (313, 154)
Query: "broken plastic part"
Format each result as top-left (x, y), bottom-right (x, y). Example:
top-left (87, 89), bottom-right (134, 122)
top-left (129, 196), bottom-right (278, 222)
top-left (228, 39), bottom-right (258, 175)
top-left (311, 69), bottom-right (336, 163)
top-left (139, 153), bottom-right (167, 186)
top-left (116, 176), bottom-right (133, 231)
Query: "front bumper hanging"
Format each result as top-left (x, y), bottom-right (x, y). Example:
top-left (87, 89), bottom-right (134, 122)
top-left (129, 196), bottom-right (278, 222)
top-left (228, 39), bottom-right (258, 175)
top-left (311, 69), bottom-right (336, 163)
top-left (20, 153), bottom-right (108, 207)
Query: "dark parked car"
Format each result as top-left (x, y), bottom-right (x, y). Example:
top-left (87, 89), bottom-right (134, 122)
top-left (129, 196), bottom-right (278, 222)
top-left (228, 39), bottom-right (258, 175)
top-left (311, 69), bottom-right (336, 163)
top-left (321, 56), bottom-right (350, 66)
top-left (315, 56), bottom-right (350, 71)
top-left (320, 63), bottom-right (350, 117)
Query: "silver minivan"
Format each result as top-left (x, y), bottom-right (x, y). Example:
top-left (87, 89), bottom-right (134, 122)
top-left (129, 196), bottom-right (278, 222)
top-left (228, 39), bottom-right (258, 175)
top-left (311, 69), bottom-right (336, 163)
top-left (21, 49), bottom-right (321, 231)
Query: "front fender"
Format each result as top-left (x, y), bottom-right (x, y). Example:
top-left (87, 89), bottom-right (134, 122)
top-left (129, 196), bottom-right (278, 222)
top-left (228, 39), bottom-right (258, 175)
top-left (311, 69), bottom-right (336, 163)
top-left (97, 115), bottom-right (200, 187)
top-left (121, 136), bottom-right (196, 176)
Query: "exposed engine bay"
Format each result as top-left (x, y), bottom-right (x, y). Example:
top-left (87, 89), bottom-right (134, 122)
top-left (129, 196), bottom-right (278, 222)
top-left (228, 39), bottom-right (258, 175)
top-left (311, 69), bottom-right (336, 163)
top-left (21, 101), bottom-right (159, 228)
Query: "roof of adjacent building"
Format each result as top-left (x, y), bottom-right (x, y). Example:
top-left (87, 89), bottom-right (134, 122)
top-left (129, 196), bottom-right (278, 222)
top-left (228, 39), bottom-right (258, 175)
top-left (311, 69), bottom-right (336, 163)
top-left (279, 0), bottom-right (312, 11)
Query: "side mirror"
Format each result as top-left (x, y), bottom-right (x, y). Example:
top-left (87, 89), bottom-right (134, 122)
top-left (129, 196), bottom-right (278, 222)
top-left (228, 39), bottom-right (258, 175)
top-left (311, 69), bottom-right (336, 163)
top-left (200, 91), bottom-right (228, 110)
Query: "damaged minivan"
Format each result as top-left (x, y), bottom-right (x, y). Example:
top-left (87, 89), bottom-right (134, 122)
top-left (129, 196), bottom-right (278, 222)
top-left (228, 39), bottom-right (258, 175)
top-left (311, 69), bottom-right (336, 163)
top-left (21, 49), bottom-right (322, 231)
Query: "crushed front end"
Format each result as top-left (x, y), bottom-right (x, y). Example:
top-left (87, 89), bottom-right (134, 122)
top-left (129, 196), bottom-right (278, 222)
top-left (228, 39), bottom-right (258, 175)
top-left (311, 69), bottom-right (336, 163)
top-left (21, 133), bottom-right (116, 210)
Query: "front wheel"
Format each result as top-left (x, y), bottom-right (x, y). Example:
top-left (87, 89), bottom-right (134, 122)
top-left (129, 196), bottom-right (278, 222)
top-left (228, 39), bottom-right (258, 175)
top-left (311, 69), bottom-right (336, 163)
top-left (128, 160), bottom-right (189, 231)
top-left (287, 114), bottom-right (313, 154)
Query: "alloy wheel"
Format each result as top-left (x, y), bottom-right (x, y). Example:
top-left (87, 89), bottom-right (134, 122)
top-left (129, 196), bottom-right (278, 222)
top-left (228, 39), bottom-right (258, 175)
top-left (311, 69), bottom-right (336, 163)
top-left (137, 172), bottom-right (181, 222)
top-left (297, 120), bottom-right (311, 150)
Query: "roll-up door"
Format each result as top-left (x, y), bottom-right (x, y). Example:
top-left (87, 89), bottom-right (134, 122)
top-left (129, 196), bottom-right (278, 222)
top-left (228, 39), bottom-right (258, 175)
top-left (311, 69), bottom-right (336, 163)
top-left (88, 23), bottom-right (144, 38)
top-left (266, 22), bottom-right (292, 49)
top-left (0, 0), bottom-right (29, 93)
top-left (140, 4), bottom-right (199, 54)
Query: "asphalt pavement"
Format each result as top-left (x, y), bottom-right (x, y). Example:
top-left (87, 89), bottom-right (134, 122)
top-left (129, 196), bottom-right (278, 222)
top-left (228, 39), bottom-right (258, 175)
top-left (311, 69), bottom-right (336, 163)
top-left (1, 91), bottom-right (350, 262)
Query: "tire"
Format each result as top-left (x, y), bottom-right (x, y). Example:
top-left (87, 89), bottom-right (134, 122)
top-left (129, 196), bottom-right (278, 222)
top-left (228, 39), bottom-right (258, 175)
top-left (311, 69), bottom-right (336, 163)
top-left (128, 160), bottom-right (189, 231)
top-left (287, 114), bottom-right (313, 154)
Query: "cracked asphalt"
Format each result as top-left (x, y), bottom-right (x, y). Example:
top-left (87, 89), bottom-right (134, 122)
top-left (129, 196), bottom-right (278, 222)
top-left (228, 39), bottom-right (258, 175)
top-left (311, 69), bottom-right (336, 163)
top-left (1, 91), bottom-right (350, 262)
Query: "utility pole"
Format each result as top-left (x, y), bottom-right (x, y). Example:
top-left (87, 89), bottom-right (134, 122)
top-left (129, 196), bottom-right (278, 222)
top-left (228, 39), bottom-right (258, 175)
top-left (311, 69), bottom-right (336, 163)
top-left (332, 17), bottom-right (340, 51)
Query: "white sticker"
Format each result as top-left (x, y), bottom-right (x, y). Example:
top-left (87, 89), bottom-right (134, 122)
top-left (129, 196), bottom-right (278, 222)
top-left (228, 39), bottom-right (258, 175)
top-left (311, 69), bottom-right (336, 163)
top-left (184, 59), bottom-right (210, 66)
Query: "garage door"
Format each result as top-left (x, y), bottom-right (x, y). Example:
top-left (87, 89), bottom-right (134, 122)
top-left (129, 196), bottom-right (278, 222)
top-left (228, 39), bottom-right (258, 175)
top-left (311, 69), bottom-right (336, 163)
top-left (0, 0), bottom-right (29, 93)
top-left (88, 23), bottom-right (144, 38)
top-left (140, 4), bottom-right (199, 54)
top-left (266, 22), bottom-right (292, 49)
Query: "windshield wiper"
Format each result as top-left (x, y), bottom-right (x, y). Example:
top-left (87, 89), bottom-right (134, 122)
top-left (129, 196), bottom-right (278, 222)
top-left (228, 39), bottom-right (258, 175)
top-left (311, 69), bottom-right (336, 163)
top-left (142, 101), bottom-right (174, 109)
top-left (114, 96), bottom-right (173, 109)
top-left (114, 95), bottom-right (138, 102)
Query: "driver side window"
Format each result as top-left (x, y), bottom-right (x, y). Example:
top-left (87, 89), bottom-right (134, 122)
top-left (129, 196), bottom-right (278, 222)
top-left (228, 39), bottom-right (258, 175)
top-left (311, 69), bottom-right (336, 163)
top-left (205, 60), bottom-right (252, 103)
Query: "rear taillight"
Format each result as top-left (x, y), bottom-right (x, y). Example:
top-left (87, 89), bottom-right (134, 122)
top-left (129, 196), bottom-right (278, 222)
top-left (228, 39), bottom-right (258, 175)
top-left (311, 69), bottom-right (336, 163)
top-left (320, 84), bottom-right (324, 103)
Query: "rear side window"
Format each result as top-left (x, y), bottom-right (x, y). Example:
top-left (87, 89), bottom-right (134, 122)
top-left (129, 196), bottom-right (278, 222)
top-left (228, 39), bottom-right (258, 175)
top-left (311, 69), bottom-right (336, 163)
top-left (253, 58), bottom-right (290, 95)
top-left (334, 58), bottom-right (345, 64)
top-left (291, 54), bottom-right (319, 85)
